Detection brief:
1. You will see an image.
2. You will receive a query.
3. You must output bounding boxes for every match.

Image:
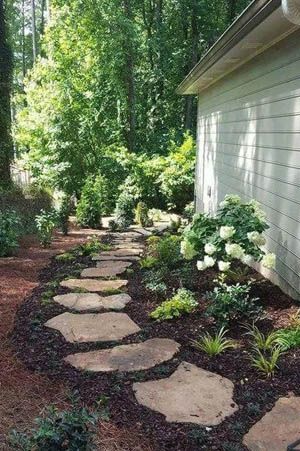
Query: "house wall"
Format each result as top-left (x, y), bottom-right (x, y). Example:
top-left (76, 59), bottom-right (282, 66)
top-left (196, 28), bottom-right (300, 299)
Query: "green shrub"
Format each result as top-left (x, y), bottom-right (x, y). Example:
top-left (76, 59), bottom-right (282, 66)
top-left (181, 195), bottom-right (275, 273)
top-left (191, 327), bottom-right (236, 356)
top-left (0, 210), bottom-right (21, 257)
top-left (58, 194), bottom-right (71, 235)
top-left (115, 190), bottom-right (135, 229)
top-left (150, 288), bottom-right (198, 320)
top-left (76, 176), bottom-right (103, 228)
top-left (139, 255), bottom-right (158, 269)
top-left (206, 281), bottom-right (262, 326)
top-left (183, 201), bottom-right (195, 221)
top-left (9, 405), bottom-right (98, 451)
top-left (148, 234), bottom-right (182, 269)
top-left (35, 210), bottom-right (57, 248)
top-left (135, 202), bottom-right (153, 227)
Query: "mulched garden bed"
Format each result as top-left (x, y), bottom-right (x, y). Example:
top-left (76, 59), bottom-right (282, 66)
top-left (12, 234), bottom-right (300, 451)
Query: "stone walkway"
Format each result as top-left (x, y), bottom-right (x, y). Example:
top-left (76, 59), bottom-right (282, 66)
top-left (44, 226), bottom-right (296, 447)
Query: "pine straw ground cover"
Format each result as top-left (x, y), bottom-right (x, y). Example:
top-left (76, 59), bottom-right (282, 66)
top-left (11, 234), bottom-right (300, 451)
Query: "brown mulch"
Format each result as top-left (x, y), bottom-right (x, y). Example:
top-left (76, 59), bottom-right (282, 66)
top-left (0, 228), bottom-right (152, 450)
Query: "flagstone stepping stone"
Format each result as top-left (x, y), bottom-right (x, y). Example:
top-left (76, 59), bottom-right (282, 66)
top-left (53, 293), bottom-right (132, 311)
top-left (95, 260), bottom-right (132, 270)
top-left (65, 338), bottom-right (180, 372)
top-left (243, 396), bottom-right (300, 451)
top-left (60, 278), bottom-right (127, 292)
top-left (133, 362), bottom-right (238, 426)
top-left (81, 264), bottom-right (129, 278)
top-left (100, 249), bottom-right (143, 257)
top-left (92, 255), bottom-right (140, 262)
top-left (114, 243), bottom-right (144, 250)
top-left (131, 227), bottom-right (153, 237)
top-left (45, 312), bottom-right (140, 343)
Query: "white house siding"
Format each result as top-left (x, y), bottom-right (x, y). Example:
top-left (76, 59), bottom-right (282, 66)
top-left (195, 28), bottom-right (300, 299)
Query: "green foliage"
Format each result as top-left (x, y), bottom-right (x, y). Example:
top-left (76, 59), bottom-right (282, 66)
top-left (147, 234), bottom-right (182, 269)
top-left (275, 327), bottom-right (300, 351)
top-left (9, 405), bottom-right (99, 451)
top-left (150, 288), bottom-right (198, 321)
top-left (145, 280), bottom-right (167, 295)
top-left (139, 256), bottom-right (158, 269)
top-left (250, 346), bottom-right (283, 378)
top-left (76, 237), bottom-right (111, 256)
top-left (35, 210), bottom-right (57, 248)
top-left (108, 219), bottom-right (119, 232)
top-left (55, 252), bottom-right (76, 262)
top-left (58, 194), bottom-right (71, 235)
top-left (183, 201), bottom-right (195, 221)
top-left (182, 195), bottom-right (274, 272)
top-left (244, 323), bottom-right (280, 352)
top-left (115, 190), bottom-right (135, 229)
top-left (135, 202), bottom-right (153, 227)
top-left (191, 327), bottom-right (236, 356)
top-left (76, 177), bottom-right (103, 229)
top-left (206, 281), bottom-right (262, 326)
top-left (0, 209), bottom-right (21, 256)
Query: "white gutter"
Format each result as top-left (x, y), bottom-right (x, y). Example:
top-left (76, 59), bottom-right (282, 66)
top-left (282, 0), bottom-right (300, 24)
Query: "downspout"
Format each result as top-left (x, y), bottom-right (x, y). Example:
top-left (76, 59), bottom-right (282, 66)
top-left (282, 0), bottom-right (300, 25)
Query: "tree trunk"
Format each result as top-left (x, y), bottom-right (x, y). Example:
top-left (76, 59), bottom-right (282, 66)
top-left (0, 0), bottom-right (13, 188)
top-left (122, 0), bottom-right (136, 152)
top-left (22, 0), bottom-right (26, 77)
top-left (31, 0), bottom-right (37, 61)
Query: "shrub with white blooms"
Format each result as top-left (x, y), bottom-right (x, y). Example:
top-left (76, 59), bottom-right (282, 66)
top-left (181, 194), bottom-right (276, 272)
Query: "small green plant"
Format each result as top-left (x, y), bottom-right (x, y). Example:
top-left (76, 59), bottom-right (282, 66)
top-left (244, 323), bottom-right (279, 351)
top-left (0, 209), bottom-right (21, 256)
top-left (145, 280), bottom-right (167, 295)
top-left (206, 281), bottom-right (262, 326)
top-left (250, 346), bottom-right (283, 378)
top-left (191, 327), bottom-right (236, 356)
top-left (35, 210), bottom-right (57, 248)
top-left (150, 288), bottom-right (198, 321)
top-left (275, 327), bottom-right (300, 350)
top-left (9, 405), bottom-right (99, 451)
top-left (55, 252), bottom-right (76, 262)
top-left (183, 201), bottom-right (195, 221)
top-left (135, 201), bottom-right (153, 227)
top-left (147, 234), bottom-right (182, 269)
top-left (58, 194), bottom-right (71, 235)
top-left (140, 255), bottom-right (158, 269)
top-left (76, 237), bottom-right (111, 256)
top-left (102, 288), bottom-right (123, 295)
top-left (108, 219), bottom-right (119, 232)
top-left (76, 176), bottom-right (104, 229)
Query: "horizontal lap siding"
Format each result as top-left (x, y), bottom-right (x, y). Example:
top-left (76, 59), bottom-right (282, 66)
top-left (196, 28), bottom-right (300, 299)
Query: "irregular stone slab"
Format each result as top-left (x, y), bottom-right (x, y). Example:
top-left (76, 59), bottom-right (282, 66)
top-left (60, 278), bottom-right (127, 292)
top-left (53, 293), bottom-right (132, 311)
top-left (45, 312), bottom-right (140, 343)
top-left (92, 255), bottom-right (140, 262)
top-left (243, 397), bottom-right (300, 451)
top-left (81, 264), bottom-right (129, 278)
top-left (95, 260), bottom-right (132, 270)
top-left (114, 243), bottom-right (144, 250)
top-left (65, 338), bottom-right (180, 372)
top-left (101, 248), bottom-right (143, 257)
top-left (133, 362), bottom-right (238, 426)
top-left (131, 227), bottom-right (153, 237)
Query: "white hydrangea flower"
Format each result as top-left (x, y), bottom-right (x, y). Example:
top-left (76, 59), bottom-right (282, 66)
top-left (180, 239), bottom-right (197, 260)
top-left (218, 261), bottom-right (231, 272)
top-left (247, 231), bottom-right (266, 246)
top-left (219, 194), bottom-right (241, 207)
top-left (262, 253), bottom-right (276, 269)
top-left (197, 260), bottom-right (207, 271)
top-left (241, 254), bottom-right (253, 265)
top-left (249, 199), bottom-right (267, 222)
top-left (219, 226), bottom-right (235, 240)
top-left (225, 243), bottom-right (244, 259)
top-left (204, 255), bottom-right (216, 268)
top-left (204, 243), bottom-right (216, 255)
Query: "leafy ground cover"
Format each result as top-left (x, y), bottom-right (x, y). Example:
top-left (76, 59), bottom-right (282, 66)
top-left (11, 229), bottom-right (300, 451)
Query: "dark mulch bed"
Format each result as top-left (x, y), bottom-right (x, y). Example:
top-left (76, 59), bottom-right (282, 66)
top-left (11, 234), bottom-right (300, 451)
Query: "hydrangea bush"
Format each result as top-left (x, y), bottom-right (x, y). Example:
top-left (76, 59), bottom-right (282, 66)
top-left (181, 195), bottom-right (276, 272)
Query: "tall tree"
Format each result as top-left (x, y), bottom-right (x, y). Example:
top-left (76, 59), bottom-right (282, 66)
top-left (0, 0), bottom-right (13, 188)
top-left (31, 0), bottom-right (37, 60)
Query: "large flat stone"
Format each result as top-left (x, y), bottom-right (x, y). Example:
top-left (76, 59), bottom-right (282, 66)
top-left (92, 255), bottom-right (140, 262)
top-left (81, 263), bottom-right (130, 278)
top-left (65, 338), bottom-right (180, 372)
top-left (95, 260), bottom-right (132, 270)
top-left (114, 243), bottom-right (144, 250)
top-left (60, 278), bottom-right (127, 292)
top-left (133, 362), bottom-right (238, 426)
top-left (100, 248), bottom-right (143, 257)
top-left (45, 312), bottom-right (140, 343)
top-left (243, 397), bottom-right (300, 451)
top-left (53, 293), bottom-right (132, 311)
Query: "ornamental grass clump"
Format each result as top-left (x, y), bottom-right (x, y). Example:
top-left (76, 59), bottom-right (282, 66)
top-left (150, 288), bottom-right (198, 320)
top-left (180, 194), bottom-right (276, 273)
top-left (191, 327), bottom-right (236, 356)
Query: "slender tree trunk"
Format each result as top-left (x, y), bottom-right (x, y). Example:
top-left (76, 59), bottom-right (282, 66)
top-left (122, 0), bottom-right (136, 152)
top-left (22, 0), bottom-right (26, 77)
top-left (0, 0), bottom-right (13, 188)
top-left (31, 0), bottom-right (37, 61)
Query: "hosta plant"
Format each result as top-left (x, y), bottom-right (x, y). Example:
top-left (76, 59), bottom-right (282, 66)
top-left (150, 288), bottom-right (198, 321)
top-left (191, 327), bottom-right (236, 356)
top-left (181, 194), bottom-right (276, 273)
